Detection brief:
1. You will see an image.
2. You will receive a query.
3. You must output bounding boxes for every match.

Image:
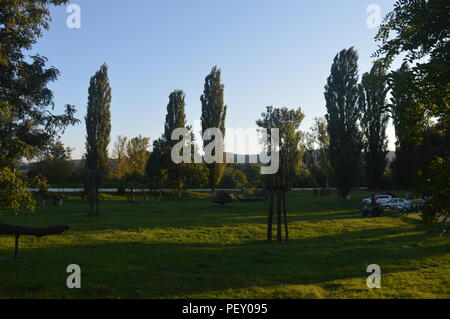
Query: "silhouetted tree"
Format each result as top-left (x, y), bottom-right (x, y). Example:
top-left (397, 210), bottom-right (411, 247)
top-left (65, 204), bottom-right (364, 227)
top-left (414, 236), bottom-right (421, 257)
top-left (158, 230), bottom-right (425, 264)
top-left (358, 61), bottom-right (389, 190)
top-left (324, 47), bottom-right (363, 199)
top-left (375, 0), bottom-right (449, 222)
top-left (389, 63), bottom-right (426, 189)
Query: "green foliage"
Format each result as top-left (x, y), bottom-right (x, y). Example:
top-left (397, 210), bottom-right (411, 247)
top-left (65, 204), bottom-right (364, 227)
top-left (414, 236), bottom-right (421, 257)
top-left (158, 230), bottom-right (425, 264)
top-left (256, 106), bottom-right (305, 181)
top-left (375, 0), bottom-right (449, 128)
top-left (0, 167), bottom-right (43, 215)
top-left (0, 0), bottom-right (78, 168)
top-left (85, 63), bottom-right (112, 215)
top-left (389, 63), bottom-right (426, 188)
top-left (126, 135), bottom-right (150, 176)
top-left (164, 90), bottom-right (187, 142)
top-left (239, 164), bottom-right (263, 188)
top-left (0, 0), bottom-right (77, 216)
top-left (201, 66), bottom-right (227, 189)
top-left (376, 1), bottom-right (449, 223)
top-left (185, 162), bottom-right (209, 189)
top-left (303, 117), bottom-right (331, 187)
top-left (85, 63), bottom-right (112, 180)
top-left (111, 135), bottom-right (129, 179)
top-left (220, 167), bottom-right (249, 189)
top-left (146, 137), bottom-right (169, 190)
top-left (358, 61), bottom-right (390, 190)
top-left (0, 1), bottom-right (69, 62)
top-left (324, 47), bottom-right (363, 198)
top-left (162, 90), bottom-right (193, 195)
top-left (28, 140), bottom-right (75, 185)
top-left (420, 156), bottom-right (450, 224)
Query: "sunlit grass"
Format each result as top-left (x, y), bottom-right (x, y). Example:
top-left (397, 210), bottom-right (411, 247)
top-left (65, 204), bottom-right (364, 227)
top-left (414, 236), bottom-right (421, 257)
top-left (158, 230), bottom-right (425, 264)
top-left (0, 191), bottom-right (449, 298)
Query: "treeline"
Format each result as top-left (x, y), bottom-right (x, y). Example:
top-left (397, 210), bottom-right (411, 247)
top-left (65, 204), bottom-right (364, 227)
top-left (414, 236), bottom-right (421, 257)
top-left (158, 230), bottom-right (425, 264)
top-left (26, 56), bottom-right (446, 196)
top-left (3, 1), bottom-right (447, 223)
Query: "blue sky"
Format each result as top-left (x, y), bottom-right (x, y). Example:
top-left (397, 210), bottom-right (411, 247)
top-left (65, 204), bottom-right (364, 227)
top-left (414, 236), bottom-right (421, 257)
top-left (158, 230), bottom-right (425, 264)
top-left (31, 0), bottom-right (399, 158)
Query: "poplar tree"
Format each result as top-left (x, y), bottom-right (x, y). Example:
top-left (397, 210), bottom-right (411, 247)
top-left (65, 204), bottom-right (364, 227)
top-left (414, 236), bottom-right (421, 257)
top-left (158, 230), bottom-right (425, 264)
top-left (200, 66), bottom-right (227, 192)
top-left (358, 61), bottom-right (389, 190)
top-left (324, 47), bottom-right (363, 199)
top-left (85, 64), bottom-right (111, 217)
top-left (164, 90), bottom-right (190, 198)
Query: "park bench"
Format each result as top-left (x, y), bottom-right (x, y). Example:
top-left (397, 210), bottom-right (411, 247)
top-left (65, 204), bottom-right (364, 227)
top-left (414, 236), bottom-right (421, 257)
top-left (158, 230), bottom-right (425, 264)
top-left (212, 192), bottom-right (234, 206)
top-left (0, 223), bottom-right (69, 260)
top-left (39, 193), bottom-right (67, 207)
top-left (236, 192), bottom-right (268, 201)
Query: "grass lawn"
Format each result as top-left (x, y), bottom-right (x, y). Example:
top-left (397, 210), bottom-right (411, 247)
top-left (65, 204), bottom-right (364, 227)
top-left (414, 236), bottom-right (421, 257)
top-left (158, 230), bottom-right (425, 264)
top-left (0, 191), bottom-right (449, 299)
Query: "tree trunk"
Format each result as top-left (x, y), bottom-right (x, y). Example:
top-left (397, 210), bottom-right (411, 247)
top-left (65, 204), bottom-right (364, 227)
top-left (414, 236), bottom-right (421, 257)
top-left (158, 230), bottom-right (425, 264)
top-left (95, 186), bottom-right (100, 216)
top-left (129, 187), bottom-right (134, 202)
top-left (276, 189), bottom-right (282, 242)
top-left (88, 169), bottom-right (96, 217)
top-left (282, 191), bottom-right (288, 242)
top-left (95, 175), bottom-right (101, 216)
top-left (267, 189), bottom-right (274, 242)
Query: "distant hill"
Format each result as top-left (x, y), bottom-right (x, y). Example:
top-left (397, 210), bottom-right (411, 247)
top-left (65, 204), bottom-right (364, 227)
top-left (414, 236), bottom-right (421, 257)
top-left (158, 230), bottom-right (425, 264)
top-left (225, 153), bottom-right (262, 165)
top-left (18, 159), bottom-right (83, 172)
top-left (18, 151), bottom-right (396, 171)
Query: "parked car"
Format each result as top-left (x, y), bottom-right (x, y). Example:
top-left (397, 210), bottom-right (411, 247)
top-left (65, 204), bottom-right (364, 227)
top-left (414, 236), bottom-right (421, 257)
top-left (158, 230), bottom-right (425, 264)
top-left (411, 199), bottom-right (427, 207)
top-left (382, 198), bottom-right (412, 210)
top-left (362, 195), bottom-right (392, 205)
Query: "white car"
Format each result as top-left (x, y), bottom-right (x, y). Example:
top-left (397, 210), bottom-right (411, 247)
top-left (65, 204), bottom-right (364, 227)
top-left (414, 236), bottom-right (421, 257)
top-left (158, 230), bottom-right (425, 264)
top-left (382, 198), bottom-right (412, 210)
top-left (362, 195), bottom-right (392, 205)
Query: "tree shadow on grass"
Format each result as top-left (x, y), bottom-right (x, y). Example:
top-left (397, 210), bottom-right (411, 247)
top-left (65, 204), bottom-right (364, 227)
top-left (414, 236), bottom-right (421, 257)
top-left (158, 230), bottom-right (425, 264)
top-left (0, 192), bottom-right (375, 233)
top-left (0, 226), bottom-right (448, 298)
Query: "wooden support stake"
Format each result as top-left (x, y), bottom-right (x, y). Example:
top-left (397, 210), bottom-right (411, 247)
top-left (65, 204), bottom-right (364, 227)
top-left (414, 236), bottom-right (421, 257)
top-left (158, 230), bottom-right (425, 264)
top-left (14, 234), bottom-right (20, 260)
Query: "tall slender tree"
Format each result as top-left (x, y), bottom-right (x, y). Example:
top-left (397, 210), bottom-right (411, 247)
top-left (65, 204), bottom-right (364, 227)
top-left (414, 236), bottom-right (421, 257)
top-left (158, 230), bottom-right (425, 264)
top-left (324, 47), bottom-right (363, 199)
top-left (200, 66), bottom-right (227, 193)
top-left (164, 90), bottom-right (190, 198)
top-left (85, 64), bottom-right (111, 217)
top-left (358, 61), bottom-right (389, 190)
